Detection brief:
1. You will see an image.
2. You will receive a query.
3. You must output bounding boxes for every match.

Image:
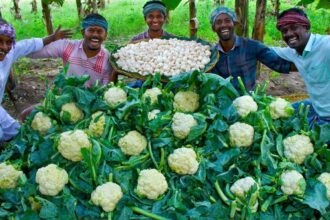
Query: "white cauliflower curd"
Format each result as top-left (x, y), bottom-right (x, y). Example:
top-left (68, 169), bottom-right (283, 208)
top-left (168, 147), bottom-right (199, 175)
top-left (113, 38), bottom-right (211, 77)
top-left (0, 163), bottom-right (23, 189)
top-left (88, 111), bottom-right (106, 137)
top-left (229, 122), bottom-right (254, 147)
top-left (104, 87), bottom-right (127, 108)
top-left (142, 88), bottom-right (162, 105)
top-left (230, 176), bottom-right (258, 198)
top-left (171, 112), bottom-right (197, 139)
top-left (35, 164), bottom-right (68, 196)
top-left (233, 95), bottom-right (258, 117)
top-left (283, 134), bottom-right (314, 164)
top-left (280, 170), bottom-right (306, 196)
top-left (60, 102), bottom-right (84, 123)
top-left (136, 169), bottom-right (168, 200)
top-left (173, 91), bottom-right (200, 113)
top-left (118, 130), bottom-right (147, 156)
top-left (58, 130), bottom-right (92, 162)
top-left (269, 98), bottom-right (294, 119)
top-left (148, 109), bottom-right (161, 121)
top-left (31, 112), bottom-right (52, 134)
top-left (91, 182), bottom-right (123, 212)
top-left (318, 172), bottom-right (330, 200)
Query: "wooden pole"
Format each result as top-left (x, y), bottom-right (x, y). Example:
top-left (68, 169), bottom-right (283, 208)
top-left (189, 0), bottom-right (198, 38)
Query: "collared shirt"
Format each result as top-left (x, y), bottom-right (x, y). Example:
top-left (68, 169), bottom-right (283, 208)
top-left (29, 39), bottom-right (111, 87)
top-left (210, 36), bottom-right (291, 91)
top-left (0, 38), bottom-right (43, 104)
top-left (272, 34), bottom-right (330, 117)
top-left (131, 30), bottom-right (174, 42)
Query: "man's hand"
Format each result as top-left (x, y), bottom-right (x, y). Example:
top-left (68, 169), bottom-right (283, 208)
top-left (42, 25), bottom-right (73, 46)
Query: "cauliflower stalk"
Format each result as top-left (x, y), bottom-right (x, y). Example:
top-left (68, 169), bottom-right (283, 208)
top-left (283, 134), bottom-right (314, 164)
top-left (118, 130), bottom-right (147, 156)
top-left (233, 95), bottom-right (258, 117)
top-left (173, 91), bottom-right (199, 113)
top-left (0, 163), bottom-right (23, 189)
top-left (318, 172), bottom-right (330, 200)
top-left (168, 147), bottom-right (199, 175)
top-left (104, 87), bottom-right (127, 108)
top-left (142, 88), bottom-right (161, 105)
top-left (60, 102), bottom-right (84, 123)
top-left (171, 112), bottom-right (197, 139)
top-left (229, 122), bottom-right (254, 147)
top-left (269, 98), bottom-right (294, 119)
top-left (148, 109), bottom-right (161, 121)
top-left (58, 130), bottom-right (92, 162)
top-left (35, 164), bottom-right (68, 196)
top-left (230, 176), bottom-right (259, 212)
top-left (91, 182), bottom-right (123, 212)
top-left (136, 169), bottom-right (168, 200)
top-left (31, 112), bottom-right (52, 134)
top-left (280, 170), bottom-right (306, 196)
top-left (88, 111), bottom-right (106, 137)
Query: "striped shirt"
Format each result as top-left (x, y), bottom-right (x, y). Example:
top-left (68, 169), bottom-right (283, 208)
top-left (29, 39), bottom-right (111, 87)
top-left (210, 36), bottom-right (291, 91)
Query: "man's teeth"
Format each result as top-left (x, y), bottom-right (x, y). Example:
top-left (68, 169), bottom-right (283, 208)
top-left (221, 29), bottom-right (229, 33)
top-left (0, 51), bottom-right (5, 55)
top-left (289, 37), bottom-right (297, 43)
top-left (91, 39), bottom-right (99, 42)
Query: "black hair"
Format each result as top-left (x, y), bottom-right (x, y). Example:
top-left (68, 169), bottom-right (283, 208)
top-left (143, 0), bottom-right (166, 9)
top-left (83, 13), bottom-right (107, 22)
top-left (278, 7), bottom-right (308, 20)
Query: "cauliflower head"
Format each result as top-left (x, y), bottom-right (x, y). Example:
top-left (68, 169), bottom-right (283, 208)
top-left (280, 170), bottom-right (306, 196)
top-left (233, 95), bottom-right (258, 117)
top-left (58, 130), bottom-right (92, 162)
top-left (104, 87), bottom-right (127, 108)
top-left (31, 112), bottom-right (52, 134)
top-left (0, 163), bottom-right (23, 189)
top-left (318, 172), bottom-right (330, 200)
top-left (91, 182), bottom-right (123, 212)
top-left (171, 112), bottom-right (197, 139)
top-left (35, 164), bottom-right (68, 196)
top-left (118, 130), bottom-right (147, 156)
top-left (148, 109), bottom-right (161, 121)
top-left (142, 88), bottom-right (162, 105)
top-left (168, 147), bottom-right (199, 175)
top-left (136, 169), bottom-right (168, 200)
top-left (60, 102), bottom-right (84, 123)
top-left (269, 98), bottom-right (294, 119)
top-left (283, 134), bottom-right (314, 164)
top-left (88, 111), bottom-right (106, 137)
top-left (173, 91), bottom-right (199, 113)
top-left (229, 122), bottom-right (254, 147)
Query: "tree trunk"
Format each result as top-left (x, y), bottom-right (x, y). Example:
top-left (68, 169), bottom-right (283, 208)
top-left (76, 0), bottom-right (84, 19)
top-left (252, 0), bottom-right (266, 42)
top-left (221, 0), bottom-right (225, 4)
top-left (12, 0), bottom-right (22, 20)
top-left (271, 0), bottom-right (280, 17)
top-left (235, 0), bottom-right (249, 37)
top-left (92, 0), bottom-right (98, 13)
top-left (165, 8), bottom-right (170, 24)
top-left (31, 0), bottom-right (37, 13)
top-left (189, 0), bottom-right (198, 38)
top-left (41, 1), bottom-right (54, 35)
top-left (86, 0), bottom-right (98, 14)
top-left (214, 0), bottom-right (225, 6)
top-left (98, 0), bottom-right (105, 9)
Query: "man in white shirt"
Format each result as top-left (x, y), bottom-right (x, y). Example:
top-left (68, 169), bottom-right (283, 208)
top-left (0, 18), bottom-right (72, 142)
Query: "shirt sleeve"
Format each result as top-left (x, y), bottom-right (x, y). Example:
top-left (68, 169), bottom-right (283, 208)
top-left (27, 39), bottom-right (66, 59)
top-left (255, 41), bottom-right (292, 73)
top-left (0, 106), bottom-right (20, 142)
top-left (12, 38), bottom-right (44, 61)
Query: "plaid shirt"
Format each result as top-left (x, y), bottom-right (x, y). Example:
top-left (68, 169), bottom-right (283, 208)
top-left (131, 30), bottom-right (174, 42)
top-left (210, 36), bottom-right (291, 91)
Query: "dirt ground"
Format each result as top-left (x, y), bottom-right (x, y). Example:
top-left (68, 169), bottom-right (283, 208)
top-left (2, 58), bottom-right (307, 119)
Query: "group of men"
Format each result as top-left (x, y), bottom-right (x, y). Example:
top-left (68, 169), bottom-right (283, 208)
top-left (0, 0), bottom-right (329, 143)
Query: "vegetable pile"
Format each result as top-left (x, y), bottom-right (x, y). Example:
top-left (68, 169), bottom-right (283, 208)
top-left (0, 71), bottom-right (330, 219)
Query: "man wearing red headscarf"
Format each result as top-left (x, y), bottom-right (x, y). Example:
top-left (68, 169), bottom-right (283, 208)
top-left (272, 8), bottom-right (330, 131)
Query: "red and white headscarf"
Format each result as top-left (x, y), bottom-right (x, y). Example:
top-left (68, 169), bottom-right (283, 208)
top-left (0, 21), bottom-right (16, 46)
top-left (276, 11), bottom-right (310, 30)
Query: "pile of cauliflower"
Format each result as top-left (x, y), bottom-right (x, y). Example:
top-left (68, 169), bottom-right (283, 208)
top-left (113, 38), bottom-right (211, 76)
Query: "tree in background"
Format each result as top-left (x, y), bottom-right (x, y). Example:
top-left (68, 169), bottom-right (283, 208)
top-left (12, 0), bottom-right (22, 20)
top-left (271, 0), bottom-right (280, 16)
top-left (235, 0), bottom-right (249, 37)
top-left (41, 0), bottom-right (64, 35)
top-left (31, 0), bottom-right (38, 13)
top-left (76, 0), bottom-right (84, 19)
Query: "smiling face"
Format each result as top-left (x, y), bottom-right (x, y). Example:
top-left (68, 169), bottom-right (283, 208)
top-left (145, 10), bottom-right (165, 32)
top-left (0, 34), bottom-right (13, 61)
top-left (81, 25), bottom-right (107, 53)
top-left (212, 13), bottom-right (235, 42)
top-left (279, 23), bottom-right (310, 52)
